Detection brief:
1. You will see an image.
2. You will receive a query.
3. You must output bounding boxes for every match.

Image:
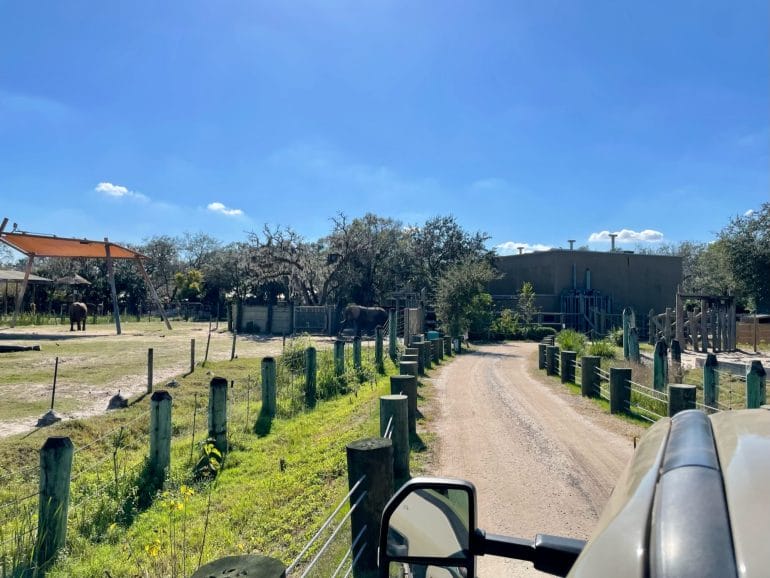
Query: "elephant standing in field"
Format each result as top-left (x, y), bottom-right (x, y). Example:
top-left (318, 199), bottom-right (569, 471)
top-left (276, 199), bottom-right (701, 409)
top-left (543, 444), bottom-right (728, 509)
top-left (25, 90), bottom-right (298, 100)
top-left (69, 302), bottom-right (88, 331)
top-left (341, 305), bottom-right (388, 337)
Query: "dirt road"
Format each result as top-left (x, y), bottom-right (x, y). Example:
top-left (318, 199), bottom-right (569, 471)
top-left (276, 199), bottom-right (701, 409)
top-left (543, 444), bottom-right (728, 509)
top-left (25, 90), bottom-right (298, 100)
top-left (431, 342), bottom-right (642, 577)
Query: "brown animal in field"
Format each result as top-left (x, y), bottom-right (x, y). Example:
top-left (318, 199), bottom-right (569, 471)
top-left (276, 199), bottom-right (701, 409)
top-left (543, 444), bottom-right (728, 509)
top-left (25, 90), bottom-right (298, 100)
top-left (69, 302), bottom-right (88, 331)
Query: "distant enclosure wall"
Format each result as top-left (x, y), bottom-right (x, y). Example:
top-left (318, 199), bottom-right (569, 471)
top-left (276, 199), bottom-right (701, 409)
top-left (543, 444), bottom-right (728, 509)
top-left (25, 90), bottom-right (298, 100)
top-left (232, 303), bottom-right (340, 335)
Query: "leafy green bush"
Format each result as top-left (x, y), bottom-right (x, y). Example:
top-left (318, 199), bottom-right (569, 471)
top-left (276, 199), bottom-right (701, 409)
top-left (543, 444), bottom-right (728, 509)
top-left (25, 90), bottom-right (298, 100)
top-left (491, 309), bottom-right (523, 340)
top-left (556, 329), bottom-right (587, 355)
top-left (525, 326), bottom-right (556, 341)
top-left (281, 334), bottom-right (316, 374)
top-left (589, 338), bottom-right (617, 359)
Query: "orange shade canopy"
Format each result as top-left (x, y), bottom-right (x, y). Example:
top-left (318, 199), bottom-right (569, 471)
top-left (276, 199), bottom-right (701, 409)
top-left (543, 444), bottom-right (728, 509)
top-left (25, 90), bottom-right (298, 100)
top-left (0, 233), bottom-right (144, 259)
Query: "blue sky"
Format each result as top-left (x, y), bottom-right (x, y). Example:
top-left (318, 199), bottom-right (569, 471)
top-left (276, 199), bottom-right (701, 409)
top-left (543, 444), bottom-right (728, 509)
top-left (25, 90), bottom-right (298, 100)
top-left (1, 1), bottom-right (767, 256)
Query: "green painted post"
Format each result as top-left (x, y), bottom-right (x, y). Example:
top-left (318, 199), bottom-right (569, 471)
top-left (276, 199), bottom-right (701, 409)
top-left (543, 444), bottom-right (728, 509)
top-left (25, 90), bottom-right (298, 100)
top-left (703, 353), bottom-right (718, 411)
top-left (35, 436), bottom-right (74, 570)
top-left (668, 384), bottom-right (696, 416)
top-left (353, 336), bottom-right (362, 369)
top-left (190, 338), bottom-right (196, 373)
top-left (746, 361), bottom-right (767, 409)
top-left (561, 351), bottom-right (577, 383)
top-left (628, 328), bottom-right (640, 363)
top-left (581, 356), bottom-right (600, 397)
top-left (261, 357), bottom-right (277, 417)
top-left (444, 336), bottom-right (453, 357)
top-left (538, 343), bottom-right (547, 370)
top-left (653, 339), bottom-right (669, 391)
top-left (380, 394), bottom-right (410, 483)
top-left (609, 367), bottom-right (632, 414)
top-left (334, 339), bottom-right (345, 376)
top-left (209, 376), bottom-right (229, 454)
top-left (149, 390), bottom-right (172, 481)
top-left (390, 375), bottom-right (418, 437)
top-left (388, 310), bottom-right (397, 360)
top-left (305, 347), bottom-right (317, 408)
top-left (546, 345), bottom-right (559, 376)
top-left (622, 307), bottom-right (631, 360)
top-left (399, 360), bottom-right (418, 379)
top-left (346, 438), bottom-right (393, 578)
top-left (375, 326), bottom-right (384, 374)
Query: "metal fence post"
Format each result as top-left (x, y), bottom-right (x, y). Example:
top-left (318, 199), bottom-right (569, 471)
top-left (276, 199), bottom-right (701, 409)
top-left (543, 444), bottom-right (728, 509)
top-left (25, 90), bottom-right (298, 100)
top-left (346, 438), bottom-right (393, 578)
top-left (150, 390), bottom-right (172, 481)
top-left (380, 395), bottom-right (409, 483)
top-left (581, 356), bottom-right (600, 397)
top-left (609, 367), bottom-right (631, 414)
top-left (209, 377), bottom-right (228, 454)
top-left (262, 357), bottom-right (277, 417)
top-left (305, 347), bottom-right (317, 409)
top-left (35, 436), bottom-right (74, 571)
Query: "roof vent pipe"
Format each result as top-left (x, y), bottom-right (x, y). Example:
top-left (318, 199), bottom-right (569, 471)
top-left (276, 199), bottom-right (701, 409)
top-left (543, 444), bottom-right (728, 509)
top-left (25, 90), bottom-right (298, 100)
top-left (517, 246), bottom-right (524, 255)
top-left (609, 233), bottom-right (617, 252)
top-left (568, 239), bottom-right (575, 251)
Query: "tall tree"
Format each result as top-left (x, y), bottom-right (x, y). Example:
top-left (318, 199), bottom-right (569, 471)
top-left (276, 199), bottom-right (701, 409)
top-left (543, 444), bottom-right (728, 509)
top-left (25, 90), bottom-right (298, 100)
top-left (435, 258), bottom-right (498, 338)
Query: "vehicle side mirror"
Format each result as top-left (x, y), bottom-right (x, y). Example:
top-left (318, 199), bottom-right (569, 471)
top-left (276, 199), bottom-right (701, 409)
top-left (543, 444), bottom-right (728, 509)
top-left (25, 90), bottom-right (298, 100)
top-left (379, 477), bottom-right (478, 578)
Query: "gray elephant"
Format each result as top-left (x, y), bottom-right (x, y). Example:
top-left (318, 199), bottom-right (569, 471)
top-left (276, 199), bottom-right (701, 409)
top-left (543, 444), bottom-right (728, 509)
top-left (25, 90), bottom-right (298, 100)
top-left (69, 302), bottom-right (88, 331)
top-left (341, 305), bottom-right (388, 337)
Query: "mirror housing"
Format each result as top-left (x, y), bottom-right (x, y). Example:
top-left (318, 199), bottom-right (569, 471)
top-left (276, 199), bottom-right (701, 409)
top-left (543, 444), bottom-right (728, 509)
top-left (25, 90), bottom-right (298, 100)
top-left (378, 477), bottom-right (478, 578)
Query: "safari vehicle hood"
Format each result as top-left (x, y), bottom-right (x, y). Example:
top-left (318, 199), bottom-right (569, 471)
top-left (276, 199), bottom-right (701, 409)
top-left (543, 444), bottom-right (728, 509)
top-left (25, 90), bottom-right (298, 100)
top-left (568, 408), bottom-right (770, 578)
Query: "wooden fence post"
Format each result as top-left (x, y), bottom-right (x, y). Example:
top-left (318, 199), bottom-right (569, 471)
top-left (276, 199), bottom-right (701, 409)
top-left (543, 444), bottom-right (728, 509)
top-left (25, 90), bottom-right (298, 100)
top-left (334, 339), bottom-right (345, 377)
top-left (703, 353), bottom-right (718, 411)
top-left (261, 357), bottom-right (277, 417)
top-left (670, 338), bottom-right (683, 382)
top-left (437, 337), bottom-right (445, 360)
top-left (444, 336), bottom-right (453, 357)
top-left (230, 329), bottom-right (237, 360)
top-left (390, 375), bottom-right (417, 437)
top-left (388, 310), bottom-right (397, 360)
top-left (546, 345), bottom-right (559, 376)
top-left (346, 438), bottom-right (393, 578)
top-left (305, 347), bottom-right (317, 409)
top-left (653, 339), bottom-right (668, 391)
top-left (628, 327), bottom-right (640, 363)
top-left (622, 307), bottom-right (632, 360)
top-left (380, 395), bottom-right (409, 483)
top-left (375, 326), bottom-right (384, 374)
top-left (35, 436), bottom-right (74, 570)
top-left (353, 336), bottom-right (362, 370)
top-left (420, 341), bottom-right (432, 371)
top-left (147, 348), bottom-right (154, 394)
top-left (538, 343), bottom-right (547, 370)
top-left (150, 390), bottom-right (172, 480)
top-left (561, 351), bottom-right (576, 383)
top-left (190, 338), bottom-right (196, 373)
top-left (209, 377), bottom-right (228, 454)
top-left (429, 338), bottom-right (441, 364)
top-left (668, 384), bottom-right (696, 416)
top-left (581, 356), bottom-right (600, 397)
top-left (398, 361), bottom-right (418, 379)
top-left (746, 361), bottom-right (767, 409)
top-left (609, 367), bottom-right (631, 414)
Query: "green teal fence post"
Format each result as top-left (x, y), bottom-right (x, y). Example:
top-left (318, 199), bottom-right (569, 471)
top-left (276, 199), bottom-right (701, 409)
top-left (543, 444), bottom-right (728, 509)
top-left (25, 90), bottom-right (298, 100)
top-left (346, 438), bottom-right (393, 578)
top-left (149, 390), bottom-right (172, 481)
top-left (622, 307), bottom-right (632, 360)
top-left (538, 343), bottom-right (547, 370)
top-left (581, 356), bottom-right (600, 397)
top-left (305, 347), bottom-right (317, 409)
top-left (703, 353), bottom-right (718, 411)
top-left (35, 436), bottom-right (74, 571)
top-left (653, 339), bottom-right (668, 391)
top-left (335, 339), bottom-right (346, 377)
top-left (561, 351), bottom-right (576, 383)
top-left (546, 345), bottom-right (559, 376)
top-left (261, 357), bottom-right (277, 417)
top-left (628, 328), bottom-right (640, 363)
top-left (609, 367), bottom-right (631, 414)
top-left (746, 361), bottom-right (767, 409)
top-left (209, 376), bottom-right (229, 454)
top-left (380, 394), bottom-right (409, 483)
top-left (388, 309), bottom-right (397, 360)
top-left (390, 375), bottom-right (417, 437)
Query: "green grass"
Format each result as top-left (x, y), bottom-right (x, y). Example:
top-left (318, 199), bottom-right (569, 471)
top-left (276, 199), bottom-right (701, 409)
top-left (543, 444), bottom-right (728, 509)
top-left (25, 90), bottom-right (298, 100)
top-left (0, 337), bottom-right (448, 578)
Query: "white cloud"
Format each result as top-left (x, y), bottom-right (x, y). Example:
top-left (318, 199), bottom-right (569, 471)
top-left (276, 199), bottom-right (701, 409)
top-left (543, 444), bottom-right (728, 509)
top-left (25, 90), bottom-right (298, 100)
top-left (495, 241), bottom-right (552, 255)
top-left (588, 229), bottom-right (664, 243)
top-left (95, 181), bottom-right (148, 201)
top-left (744, 209), bottom-right (755, 217)
top-left (207, 202), bottom-right (244, 217)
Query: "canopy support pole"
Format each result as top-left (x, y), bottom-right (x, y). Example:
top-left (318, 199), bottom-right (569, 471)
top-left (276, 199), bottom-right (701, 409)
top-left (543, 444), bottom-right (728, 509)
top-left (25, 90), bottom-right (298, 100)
top-left (104, 238), bottom-right (122, 335)
top-left (135, 257), bottom-right (172, 330)
top-left (11, 254), bottom-right (35, 328)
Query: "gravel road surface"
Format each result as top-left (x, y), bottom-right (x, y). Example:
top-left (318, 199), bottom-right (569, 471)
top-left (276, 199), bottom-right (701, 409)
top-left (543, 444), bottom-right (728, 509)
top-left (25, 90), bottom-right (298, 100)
top-left (430, 342), bottom-right (643, 577)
